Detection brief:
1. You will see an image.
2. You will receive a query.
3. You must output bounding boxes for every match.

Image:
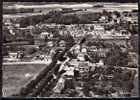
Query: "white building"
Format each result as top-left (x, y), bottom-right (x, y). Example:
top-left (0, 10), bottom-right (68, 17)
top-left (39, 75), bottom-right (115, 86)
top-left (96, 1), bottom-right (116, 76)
top-left (40, 32), bottom-right (49, 39)
top-left (94, 24), bottom-right (104, 31)
top-left (9, 52), bottom-right (18, 59)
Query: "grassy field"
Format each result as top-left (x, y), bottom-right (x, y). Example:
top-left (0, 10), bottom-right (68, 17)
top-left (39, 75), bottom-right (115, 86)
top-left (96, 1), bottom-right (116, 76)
top-left (2, 64), bottom-right (46, 97)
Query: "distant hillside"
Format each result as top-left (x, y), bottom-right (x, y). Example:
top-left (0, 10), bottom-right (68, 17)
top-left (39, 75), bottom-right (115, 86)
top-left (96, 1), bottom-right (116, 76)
top-left (3, 2), bottom-right (47, 7)
top-left (87, 0), bottom-right (138, 2)
top-left (3, 0), bottom-right (138, 7)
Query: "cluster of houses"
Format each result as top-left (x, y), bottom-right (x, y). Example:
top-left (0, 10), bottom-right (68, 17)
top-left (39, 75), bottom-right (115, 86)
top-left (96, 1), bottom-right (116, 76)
top-left (2, 8), bottom-right (138, 66)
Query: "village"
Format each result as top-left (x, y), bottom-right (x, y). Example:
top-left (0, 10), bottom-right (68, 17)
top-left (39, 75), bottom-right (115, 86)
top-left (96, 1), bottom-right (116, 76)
top-left (2, 2), bottom-right (138, 97)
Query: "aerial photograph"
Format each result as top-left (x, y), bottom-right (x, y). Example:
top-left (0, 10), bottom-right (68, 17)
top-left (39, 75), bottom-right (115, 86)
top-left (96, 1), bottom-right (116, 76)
top-left (2, 1), bottom-right (138, 98)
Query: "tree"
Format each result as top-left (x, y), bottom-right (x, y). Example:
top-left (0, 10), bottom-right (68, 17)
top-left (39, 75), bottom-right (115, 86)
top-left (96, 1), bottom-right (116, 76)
top-left (105, 45), bottom-right (129, 66)
top-left (26, 33), bottom-right (34, 45)
top-left (113, 11), bottom-right (121, 18)
top-left (102, 9), bottom-right (108, 16)
top-left (3, 26), bottom-right (15, 42)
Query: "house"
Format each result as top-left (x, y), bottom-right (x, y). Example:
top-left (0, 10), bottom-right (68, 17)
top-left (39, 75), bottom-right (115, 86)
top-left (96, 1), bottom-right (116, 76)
top-left (96, 59), bottom-right (104, 67)
top-left (34, 38), bottom-right (45, 46)
top-left (88, 46), bottom-right (98, 52)
top-left (9, 52), bottom-right (18, 59)
top-left (94, 24), bottom-right (104, 31)
top-left (130, 34), bottom-right (138, 52)
top-left (131, 10), bottom-right (138, 17)
top-left (3, 52), bottom-right (20, 62)
top-left (34, 34), bottom-right (46, 46)
top-left (77, 61), bottom-right (91, 79)
top-left (4, 21), bottom-right (12, 26)
top-left (47, 41), bottom-right (54, 47)
top-left (97, 48), bottom-right (109, 58)
top-left (99, 16), bottom-right (106, 22)
top-left (58, 40), bottom-right (66, 47)
top-left (40, 32), bottom-right (49, 39)
top-left (128, 52), bottom-right (138, 67)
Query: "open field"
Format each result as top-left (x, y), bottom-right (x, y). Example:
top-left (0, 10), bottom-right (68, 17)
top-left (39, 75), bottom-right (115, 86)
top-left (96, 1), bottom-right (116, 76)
top-left (2, 64), bottom-right (46, 96)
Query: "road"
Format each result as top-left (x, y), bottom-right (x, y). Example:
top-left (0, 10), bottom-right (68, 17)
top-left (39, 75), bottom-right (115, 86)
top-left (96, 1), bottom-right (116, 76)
top-left (3, 60), bottom-right (51, 65)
